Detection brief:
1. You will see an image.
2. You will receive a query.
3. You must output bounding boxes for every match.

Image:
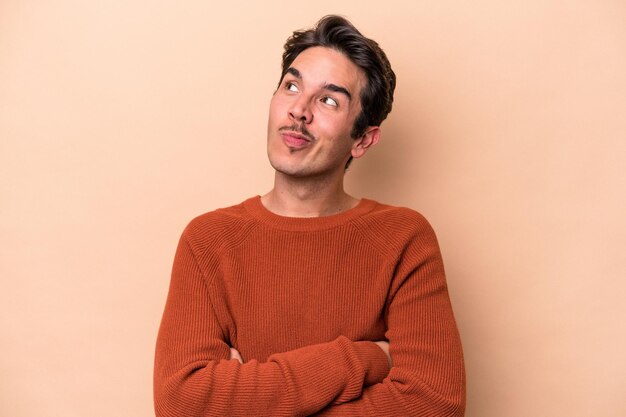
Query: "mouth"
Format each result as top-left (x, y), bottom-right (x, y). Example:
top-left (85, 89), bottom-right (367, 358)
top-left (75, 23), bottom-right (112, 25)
top-left (279, 128), bottom-right (314, 149)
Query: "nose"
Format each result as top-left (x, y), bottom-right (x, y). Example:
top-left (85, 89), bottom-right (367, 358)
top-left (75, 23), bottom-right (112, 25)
top-left (288, 96), bottom-right (313, 124)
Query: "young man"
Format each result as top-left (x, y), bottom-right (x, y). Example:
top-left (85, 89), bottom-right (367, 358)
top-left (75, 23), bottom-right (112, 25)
top-left (154, 15), bottom-right (466, 416)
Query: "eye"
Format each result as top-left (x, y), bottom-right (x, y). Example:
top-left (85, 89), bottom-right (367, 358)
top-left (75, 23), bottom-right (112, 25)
top-left (321, 96), bottom-right (338, 107)
top-left (285, 82), bottom-right (299, 92)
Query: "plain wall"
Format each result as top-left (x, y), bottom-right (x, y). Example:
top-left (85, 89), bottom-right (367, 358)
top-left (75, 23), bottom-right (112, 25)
top-left (1, 1), bottom-right (624, 416)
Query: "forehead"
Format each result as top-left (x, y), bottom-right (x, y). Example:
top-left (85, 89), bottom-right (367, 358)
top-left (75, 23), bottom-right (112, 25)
top-left (288, 46), bottom-right (365, 97)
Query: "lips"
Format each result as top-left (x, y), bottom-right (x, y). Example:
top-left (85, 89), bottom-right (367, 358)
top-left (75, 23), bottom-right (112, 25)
top-left (281, 131), bottom-right (311, 149)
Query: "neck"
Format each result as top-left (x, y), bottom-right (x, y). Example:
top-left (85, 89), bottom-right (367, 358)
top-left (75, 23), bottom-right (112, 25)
top-left (261, 171), bottom-right (359, 217)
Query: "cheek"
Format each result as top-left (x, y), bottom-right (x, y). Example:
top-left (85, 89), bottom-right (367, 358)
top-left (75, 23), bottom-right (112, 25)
top-left (315, 116), bottom-right (353, 141)
top-left (268, 104), bottom-right (279, 123)
top-left (268, 97), bottom-right (283, 123)
top-left (269, 93), bottom-right (294, 116)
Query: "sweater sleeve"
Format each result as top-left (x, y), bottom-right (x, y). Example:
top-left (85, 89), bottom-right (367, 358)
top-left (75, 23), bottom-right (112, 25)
top-left (313, 215), bottom-right (466, 416)
top-left (153, 229), bottom-right (390, 417)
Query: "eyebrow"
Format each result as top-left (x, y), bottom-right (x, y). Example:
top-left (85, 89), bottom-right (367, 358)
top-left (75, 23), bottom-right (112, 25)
top-left (285, 67), bottom-right (352, 102)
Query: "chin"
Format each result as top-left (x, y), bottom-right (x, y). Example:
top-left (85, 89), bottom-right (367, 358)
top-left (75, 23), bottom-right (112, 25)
top-left (268, 158), bottom-right (306, 177)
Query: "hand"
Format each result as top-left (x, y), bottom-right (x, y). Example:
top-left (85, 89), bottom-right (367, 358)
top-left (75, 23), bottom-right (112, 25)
top-left (229, 347), bottom-right (243, 363)
top-left (374, 341), bottom-right (392, 368)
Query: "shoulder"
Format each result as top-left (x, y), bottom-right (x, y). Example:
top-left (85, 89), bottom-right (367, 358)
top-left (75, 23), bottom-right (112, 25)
top-left (355, 200), bottom-right (440, 253)
top-left (181, 197), bottom-right (258, 255)
top-left (359, 200), bottom-right (436, 234)
top-left (364, 201), bottom-right (432, 227)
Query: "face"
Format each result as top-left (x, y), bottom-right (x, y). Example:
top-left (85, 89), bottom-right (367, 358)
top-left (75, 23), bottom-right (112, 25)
top-left (267, 46), bottom-right (378, 178)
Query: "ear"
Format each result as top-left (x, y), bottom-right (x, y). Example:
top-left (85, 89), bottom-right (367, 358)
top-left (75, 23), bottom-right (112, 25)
top-left (351, 126), bottom-right (381, 159)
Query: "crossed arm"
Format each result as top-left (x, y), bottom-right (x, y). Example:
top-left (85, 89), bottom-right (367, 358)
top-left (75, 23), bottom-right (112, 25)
top-left (228, 340), bottom-right (392, 368)
top-left (154, 226), bottom-right (465, 416)
top-left (227, 342), bottom-right (395, 415)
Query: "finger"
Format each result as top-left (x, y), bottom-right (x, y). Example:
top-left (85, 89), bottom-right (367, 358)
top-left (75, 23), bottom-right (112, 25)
top-left (229, 348), bottom-right (243, 363)
top-left (374, 341), bottom-right (392, 367)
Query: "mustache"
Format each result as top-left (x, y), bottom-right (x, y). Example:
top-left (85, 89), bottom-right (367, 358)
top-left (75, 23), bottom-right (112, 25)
top-left (278, 124), bottom-right (315, 141)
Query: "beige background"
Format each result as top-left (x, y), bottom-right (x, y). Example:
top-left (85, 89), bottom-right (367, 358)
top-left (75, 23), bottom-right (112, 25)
top-left (1, 1), bottom-right (624, 416)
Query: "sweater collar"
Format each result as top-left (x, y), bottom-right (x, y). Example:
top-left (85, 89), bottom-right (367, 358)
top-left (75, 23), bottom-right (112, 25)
top-left (243, 195), bottom-right (377, 231)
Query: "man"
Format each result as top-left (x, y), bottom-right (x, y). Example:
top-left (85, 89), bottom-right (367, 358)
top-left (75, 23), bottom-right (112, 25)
top-left (154, 15), bottom-right (465, 416)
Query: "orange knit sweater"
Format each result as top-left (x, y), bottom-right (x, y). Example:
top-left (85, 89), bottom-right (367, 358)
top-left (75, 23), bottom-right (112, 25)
top-left (154, 196), bottom-right (465, 416)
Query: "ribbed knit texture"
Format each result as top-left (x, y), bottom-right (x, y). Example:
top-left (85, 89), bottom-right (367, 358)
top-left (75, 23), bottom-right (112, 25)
top-left (154, 196), bottom-right (466, 416)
